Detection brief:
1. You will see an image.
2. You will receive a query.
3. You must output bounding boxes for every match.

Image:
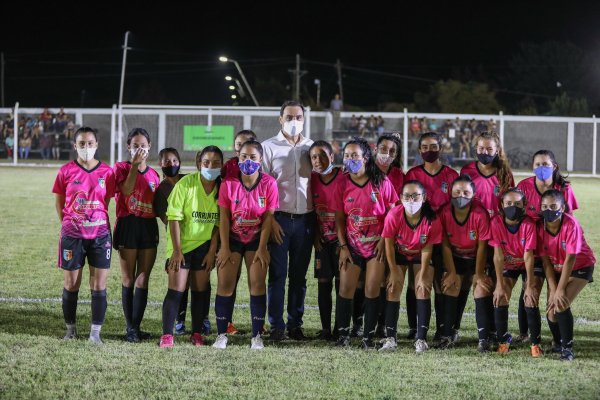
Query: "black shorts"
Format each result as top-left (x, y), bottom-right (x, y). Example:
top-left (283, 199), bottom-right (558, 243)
top-left (503, 266), bottom-right (545, 280)
top-left (59, 234), bottom-right (112, 270)
top-left (518, 258), bottom-right (545, 281)
top-left (451, 256), bottom-right (476, 276)
top-left (349, 248), bottom-right (376, 270)
top-left (555, 266), bottom-right (594, 283)
top-left (166, 241), bottom-right (212, 271)
top-left (315, 241), bottom-right (340, 279)
top-left (113, 215), bottom-right (159, 250)
top-left (230, 237), bottom-right (260, 254)
top-left (431, 244), bottom-right (443, 269)
top-left (395, 252), bottom-right (423, 267)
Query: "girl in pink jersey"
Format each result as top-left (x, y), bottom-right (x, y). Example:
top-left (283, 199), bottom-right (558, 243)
top-left (334, 137), bottom-right (398, 349)
top-left (538, 190), bottom-right (595, 361)
top-left (438, 175), bottom-right (492, 351)
top-left (52, 127), bottom-right (116, 344)
top-left (113, 128), bottom-right (161, 343)
top-left (382, 180), bottom-right (442, 353)
top-left (515, 149), bottom-right (578, 343)
top-left (490, 188), bottom-right (544, 357)
top-left (405, 132), bottom-right (458, 341)
top-left (214, 140), bottom-right (279, 350)
top-left (222, 129), bottom-right (257, 180)
top-left (310, 140), bottom-right (346, 340)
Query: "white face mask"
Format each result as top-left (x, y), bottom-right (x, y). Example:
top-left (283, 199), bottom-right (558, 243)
top-left (376, 153), bottom-right (393, 167)
top-left (77, 147), bottom-right (96, 162)
top-left (402, 200), bottom-right (423, 215)
top-left (130, 147), bottom-right (148, 159)
top-left (283, 120), bottom-right (304, 136)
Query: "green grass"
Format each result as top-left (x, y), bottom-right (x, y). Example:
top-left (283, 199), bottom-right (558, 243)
top-left (1, 167), bottom-right (600, 399)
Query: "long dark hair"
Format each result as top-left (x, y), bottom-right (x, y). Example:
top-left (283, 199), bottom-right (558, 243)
top-left (377, 133), bottom-right (402, 169)
top-left (402, 180), bottom-right (436, 222)
top-left (541, 188), bottom-right (570, 213)
top-left (127, 128), bottom-right (150, 145)
top-left (158, 147), bottom-right (181, 163)
top-left (532, 149), bottom-right (569, 188)
top-left (344, 137), bottom-right (385, 188)
top-left (196, 145), bottom-right (223, 198)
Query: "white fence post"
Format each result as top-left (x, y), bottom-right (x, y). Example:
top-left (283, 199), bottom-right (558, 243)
top-left (117, 106), bottom-right (123, 162)
top-left (243, 115), bottom-right (252, 130)
top-left (158, 111), bottom-right (166, 153)
top-left (403, 108), bottom-right (408, 172)
top-left (499, 111), bottom-right (504, 147)
top-left (110, 104), bottom-right (116, 166)
top-left (567, 121), bottom-right (574, 172)
top-left (305, 106), bottom-right (311, 140)
top-left (13, 102), bottom-right (18, 165)
top-left (75, 111), bottom-right (83, 126)
top-left (593, 115), bottom-right (597, 176)
top-left (207, 108), bottom-right (213, 130)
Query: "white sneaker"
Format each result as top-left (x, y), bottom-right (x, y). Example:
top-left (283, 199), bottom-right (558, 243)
top-left (378, 337), bottom-right (397, 352)
top-left (251, 334), bottom-right (264, 350)
top-left (212, 334), bottom-right (228, 349)
top-left (415, 338), bottom-right (429, 353)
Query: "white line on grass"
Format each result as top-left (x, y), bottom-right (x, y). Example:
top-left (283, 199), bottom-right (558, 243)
top-left (1, 296), bottom-right (599, 325)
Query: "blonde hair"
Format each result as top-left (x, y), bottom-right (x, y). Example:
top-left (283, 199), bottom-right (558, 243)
top-left (476, 131), bottom-right (513, 193)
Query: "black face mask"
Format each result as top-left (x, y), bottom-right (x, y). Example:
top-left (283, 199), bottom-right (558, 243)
top-left (477, 153), bottom-right (497, 165)
top-left (161, 165), bottom-right (180, 178)
top-left (451, 196), bottom-right (472, 209)
top-left (503, 206), bottom-right (524, 221)
top-left (541, 209), bottom-right (562, 223)
top-left (421, 150), bottom-right (440, 163)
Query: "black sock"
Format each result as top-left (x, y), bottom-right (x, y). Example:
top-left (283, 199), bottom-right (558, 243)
top-left (434, 292), bottom-right (444, 333)
top-left (215, 295), bottom-right (234, 334)
top-left (90, 289), bottom-right (107, 326)
top-left (352, 288), bottom-right (365, 328)
top-left (517, 288), bottom-right (528, 335)
top-left (336, 296), bottom-right (353, 337)
top-left (363, 297), bottom-right (379, 340)
top-left (190, 290), bottom-right (208, 334)
top-left (556, 308), bottom-right (574, 349)
top-left (474, 297), bottom-right (492, 340)
top-left (494, 305), bottom-right (509, 342)
top-left (131, 287), bottom-right (148, 330)
top-left (487, 294), bottom-right (496, 336)
top-left (442, 295), bottom-right (458, 337)
top-left (333, 279), bottom-right (340, 332)
top-left (406, 287), bottom-right (417, 331)
top-left (250, 294), bottom-right (266, 337)
top-left (525, 307), bottom-right (541, 345)
top-left (203, 284), bottom-right (211, 321)
top-left (385, 301), bottom-right (400, 339)
top-left (62, 288), bottom-right (79, 324)
top-left (318, 281), bottom-right (334, 332)
top-left (162, 289), bottom-right (184, 335)
top-left (548, 319), bottom-right (561, 345)
top-left (121, 285), bottom-right (133, 329)
top-left (455, 289), bottom-right (470, 330)
top-left (377, 287), bottom-right (387, 331)
top-left (176, 288), bottom-right (189, 324)
top-left (416, 299), bottom-right (431, 340)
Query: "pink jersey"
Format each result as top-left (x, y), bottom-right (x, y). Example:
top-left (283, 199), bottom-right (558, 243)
top-left (52, 161), bottom-right (116, 239)
top-left (405, 165), bottom-right (459, 212)
top-left (223, 157), bottom-right (240, 179)
top-left (334, 175), bottom-right (399, 258)
top-left (460, 161), bottom-right (514, 217)
top-left (439, 202), bottom-right (491, 259)
top-left (489, 215), bottom-right (537, 270)
top-left (311, 168), bottom-right (345, 243)
top-left (537, 213), bottom-right (596, 272)
top-left (114, 162), bottom-right (160, 219)
top-left (382, 204), bottom-right (443, 261)
top-left (385, 166), bottom-right (404, 197)
top-left (218, 172), bottom-right (279, 244)
top-left (517, 176), bottom-right (579, 221)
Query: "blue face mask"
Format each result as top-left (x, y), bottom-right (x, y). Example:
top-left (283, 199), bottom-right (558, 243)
top-left (344, 159), bottom-right (363, 174)
top-left (200, 167), bottom-right (221, 181)
top-left (534, 165), bottom-right (553, 181)
top-left (318, 162), bottom-right (334, 175)
top-left (239, 159), bottom-right (261, 176)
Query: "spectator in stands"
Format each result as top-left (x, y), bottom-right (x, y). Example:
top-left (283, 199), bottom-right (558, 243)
top-left (64, 119), bottom-right (76, 140)
top-left (19, 132), bottom-right (32, 159)
top-left (349, 115), bottom-right (359, 132)
top-left (377, 115), bottom-right (385, 136)
top-left (40, 108), bottom-right (53, 131)
top-left (358, 115), bottom-right (367, 136)
top-left (440, 134), bottom-right (454, 165)
top-left (410, 117), bottom-right (421, 136)
top-left (420, 117), bottom-right (429, 133)
top-left (330, 94), bottom-right (343, 112)
top-left (331, 139), bottom-right (343, 165)
top-left (5, 135), bottom-right (14, 158)
top-left (459, 128), bottom-right (472, 159)
top-left (52, 133), bottom-right (62, 160)
top-left (56, 107), bottom-right (69, 132)
top-left (428, 119), bottom-right (439, 133)
top-left (32, 121), bottom-right (43, 141)
top-left (40, 132), bottom-right (53, 160)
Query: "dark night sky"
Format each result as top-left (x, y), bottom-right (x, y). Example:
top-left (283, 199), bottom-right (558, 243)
top-left (2, 1), bottom-right (600, 109)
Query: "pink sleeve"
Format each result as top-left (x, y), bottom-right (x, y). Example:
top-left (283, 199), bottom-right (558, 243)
top-left (537, 224), bottom-right (547, 257)
top-left (105, 169), bottom-right (117, 199)
top-left (332, 178), bottom-right (345, 212)
top-left (565, 220), bottom-right (582, 255)
top-left (52, 168), bottom-right (65, 195)
top-left (565, 185), bottom-right (579, 212)
top-left (217, 180), bottom-right (231, 209)
top-left (266, 178), bottom-right (279, 210)
top-left (488, 218), bottom-right (500, 247)
top-left (523, 221), bottom-right (537, 251)
top-left (384, 179), bottom-right (399, 207)
top-left (429, 217), bottom-right (443, 245)
top-left (381, 208), bottom-right (399, 238)
top-left (113, 163), bottom-right (127, 192)
top-left (477, 208), bottom-right (491, 241)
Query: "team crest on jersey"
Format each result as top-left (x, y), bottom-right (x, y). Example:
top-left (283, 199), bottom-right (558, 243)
top-left (561, 240), bottom-right (566, 250)
top-left (234, 199), bottom-right (240, 205)
top-left (370, 191), bottom-right (380, 203)
top-left (521, 238), bottom-right (525, 246)
top-left (494, 185), bottom-right (500, 197)
top-left (98, 178), bottom-right (105, 188)
top-left (419, 234), bottom-right (427, 244)
top-left (258, 196), bottom-right (266, 208)
top-left (63, 249), bottom-right (73, 261)
top-left (469, 230), bottom-right (477, 240)
top-left (73, 180), bottom-right (82, 185)
top-left (347, 197), bottom-right (354, 203)
top-left (441, 182), bottom-right (448, 193)
top-left (500, 240), bottom-right (507, 245)
top-left (149, 182), bottom-right (156, 192)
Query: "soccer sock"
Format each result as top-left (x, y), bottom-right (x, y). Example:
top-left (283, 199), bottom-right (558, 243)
top-left (494, 305), bottom-right (510, 343)
top-left (90, 289), bottom-right (107, 326)
top-left (406, 287), bottom-right (417, 332)
top-left (190, 290), bottom-right (208, 334)
top-left (203, 284), bottom-right (211, 321)
top-left (318, 281), bottom-right (334, 332)
top-left (352, 288), bottom-right (365, 328)
top-left (442, 295), bottom-right (458, 338)
top-left (62, 288), bottom-right (78, 325)
top-left (363, 297), bottom-right (379, 340)
top-left (215, 295), bottom-right (233, 334)
top-left (336, 296), bottom-right (353, 337)
top-left (121, 285), bottom-right (134, 330)
top-left (455, 289), bottom-right (470, 330)
top-left (384, 301), bottom-right (400, 339)
top-left (525, 306), bottom-right (541, 345)
top-left (517, 288), bottom-right (528, 335)
top-left (131, 287), bottom-right (148, 330)
top-left (250, 294), bottom-right (267, 337)
top-left (556, 308), bottom-right (574, 349)
top-left (377, 287), bottom-right (387, 332)
top-left (162, 289), bottom-right (184, 335)
top-left (90, 324), bottom-right (102, 341)
top-left (434, 292), bottom-right (444, 334)
top-left (474, 297), bottom-right (492, 341)
top-left (548, 319), bottom-right (561, 345)
top-left (176, 288), bottom-right (189, 325)
top-left (333, 279), bottom-right (340, 332)
top-left (416, 299), bottom-right (431, 340)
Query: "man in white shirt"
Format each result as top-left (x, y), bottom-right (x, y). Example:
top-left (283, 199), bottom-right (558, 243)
top-left (262, 100), bottom-right (314, 341)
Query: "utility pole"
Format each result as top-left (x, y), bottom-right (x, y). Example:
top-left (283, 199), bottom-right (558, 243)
top-left (336, 58), bottom-right (344, 101)
top-left (1, 52), bottom-right (5, 108)
top-left (288, 54), bottom-right (307, 101)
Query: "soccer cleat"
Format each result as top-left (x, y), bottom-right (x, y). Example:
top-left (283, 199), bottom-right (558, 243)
top-left (530, 344), bottom-right (543, 358)
top-left (190, 332), bottom-right (205, 347)
top-left (251, 334), bottom-right (264, 350)
top-left (435, 336), bottom-right (454, 350)
top-left (560, 347), bottom-right (575, 361)
top-left (415, 339), bottom-right (429, 354)
top-left (137, 330), bottom-right (152, 340)
top-left (287, 327), bottom-right (309, 341)
top-left (88, 336), bottom-right (103, 345)
top-left (350, 323), bottom-right (364, 338)
top-left (314, 330), bottom-right (333, 341)
top-left (497, 335), bottom-right (513, 354)
top-left (477, 338), bottom-right (491, 353)
top-left (378, 337), bottom-right (397, 352)
top-left (203, 319), bottom-right (211, 335)
top-left (174, 322), bottom-right (186, 336)
top-left (406, 328), bottom-right (417, 340)
top-left (550, 341), bottom-right (562, 353)
top-left (125, 328), bottom-right (140, 343)
top-left (335, 335), bottom-right (351, 348)
top-left (226, 322), bottom-right (239, 335)
top-left (63, 329), bottom-right (77, 341)
top-left (361, 338), bottom-right (377, 350)
top-left (159, 334), bottom-right (174, 348)
top-left (452, 329), bottom-right (461, 344)
top-left (268, 329), bottom-right (286, 342)
top-left (212, 333), bottom-right (228, 349)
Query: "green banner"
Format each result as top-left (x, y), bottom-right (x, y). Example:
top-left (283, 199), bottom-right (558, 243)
top-left (183, 125), bottom-right (234, 151)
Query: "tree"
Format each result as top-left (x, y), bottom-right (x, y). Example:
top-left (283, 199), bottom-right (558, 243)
top-left (548, 92), bottom-right (590, 117)
top-left (414, 80), bottom-right (501, 114)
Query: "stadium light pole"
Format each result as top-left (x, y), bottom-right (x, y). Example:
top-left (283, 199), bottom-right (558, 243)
top-left (219, 56), bottom-right (259, 106)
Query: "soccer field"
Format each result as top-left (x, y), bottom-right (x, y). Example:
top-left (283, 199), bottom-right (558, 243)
top-left (1, 167), bottom-right (599, 399)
